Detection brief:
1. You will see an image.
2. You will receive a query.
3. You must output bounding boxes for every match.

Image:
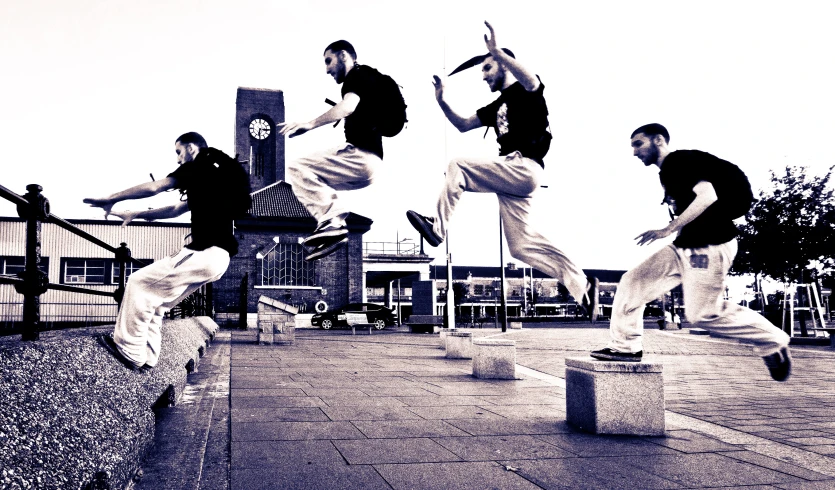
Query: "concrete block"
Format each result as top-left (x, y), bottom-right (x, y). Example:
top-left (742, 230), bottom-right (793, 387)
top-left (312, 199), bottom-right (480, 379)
top-left (565, 357), bottom-right (665, 436)
top-left (257, 295), bottom-right (297, 345)
top-left (446, 331), bottom-right (473, 359)
top-left (510, 322), bottom-right (523, 330)
top-left (472, 338), bottom-right (516, 379)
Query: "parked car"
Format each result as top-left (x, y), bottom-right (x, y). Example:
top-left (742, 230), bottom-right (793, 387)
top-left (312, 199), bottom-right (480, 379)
top-left (311, 303), bottom-right (397, 330)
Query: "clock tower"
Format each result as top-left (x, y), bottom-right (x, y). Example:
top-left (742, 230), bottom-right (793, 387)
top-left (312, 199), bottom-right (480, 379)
top-left (235, 87), bottom-right (285, 192)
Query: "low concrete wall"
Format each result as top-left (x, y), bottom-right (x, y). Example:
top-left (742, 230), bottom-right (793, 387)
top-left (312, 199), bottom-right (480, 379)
top-left (0, 316), bottom-right (219, 490)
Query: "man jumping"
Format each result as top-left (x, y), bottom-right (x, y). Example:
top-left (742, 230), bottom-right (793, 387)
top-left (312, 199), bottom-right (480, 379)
top-left (590, 123), bottom-right (792, 382)
top-left (280, 40), bottom-right (400, 261)
top-left (84, 132), bottom-right (250, 370)
top-left (406, 21), bottom-right (598, 320)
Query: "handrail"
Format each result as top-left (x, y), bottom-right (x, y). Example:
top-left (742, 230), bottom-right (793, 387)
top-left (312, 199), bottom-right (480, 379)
top-left (0, 183), bottom-right (30, 208)
top-left (0, 183), bottom-right (148, 339)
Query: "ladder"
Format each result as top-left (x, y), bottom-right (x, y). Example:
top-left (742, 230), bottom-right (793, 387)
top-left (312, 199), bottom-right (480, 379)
top-left (781, 282), bottom-right (829, 337)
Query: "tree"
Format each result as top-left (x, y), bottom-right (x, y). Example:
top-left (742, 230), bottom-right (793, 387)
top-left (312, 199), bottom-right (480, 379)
top-left (734, 165), bottom-right (835, 283)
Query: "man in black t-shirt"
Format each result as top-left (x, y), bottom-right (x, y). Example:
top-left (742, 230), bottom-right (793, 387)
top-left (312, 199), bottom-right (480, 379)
top-left (590, 123), bottom-right (792, 382)
top-left (84, 132), bottom-right (248, 370)
top-left (279, 40), bottom-right (386, 261)
top-left (407, 21), bottom-right (599, 321)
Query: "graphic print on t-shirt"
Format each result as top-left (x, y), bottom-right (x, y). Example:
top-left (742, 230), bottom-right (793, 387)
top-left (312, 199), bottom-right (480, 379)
top-left (496, 103), bottom-right (509, 136)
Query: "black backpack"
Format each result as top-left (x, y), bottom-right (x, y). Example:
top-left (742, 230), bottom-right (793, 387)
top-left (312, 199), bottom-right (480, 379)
top-left (188, 148), bottom-right (252, 218)
top-left (366, 66), bottom-right (407, 137)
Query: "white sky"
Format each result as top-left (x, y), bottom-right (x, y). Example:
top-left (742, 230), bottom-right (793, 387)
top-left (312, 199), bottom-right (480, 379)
top-left (1, 0), bottom-right (833, 279)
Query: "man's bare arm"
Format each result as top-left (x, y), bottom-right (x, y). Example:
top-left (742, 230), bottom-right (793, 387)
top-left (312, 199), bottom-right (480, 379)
top-left (84, 177), bottom-right (178, 217)
top-left (635, 181), bottom-right (718, 246)
top-left (111, 201), bottom-right (189, 228)
top-left (278, 92), bottom-right (361, 138)
top-left (432, 75), bottom-right (482, 133)
top-left (484, 21), bottom-right (539, 92)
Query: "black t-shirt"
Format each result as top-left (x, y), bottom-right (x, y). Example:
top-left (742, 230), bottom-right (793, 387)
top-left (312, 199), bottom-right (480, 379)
top-left (168, 147), bottom-right (242, 256)
top-left (659, 149), bottom-right (754, 249)
top-left (476, 79), bottom-right (552, 167)
top-left (341, 65), bottom-right (384, 159)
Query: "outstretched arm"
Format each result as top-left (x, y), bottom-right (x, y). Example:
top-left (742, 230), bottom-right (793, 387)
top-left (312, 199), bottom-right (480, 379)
top-left (484, 21), bottom-right (539, 92)
top-left (84, 176), bottom-right (177, 218)
top-left (278, 92), bottom-right (361, 138)
top-left (432, 75), bottom-right (482, 133)
top-left (111, 201), bottom-right (189, 228)
top-left (634, 181), bottom-right (718, 246)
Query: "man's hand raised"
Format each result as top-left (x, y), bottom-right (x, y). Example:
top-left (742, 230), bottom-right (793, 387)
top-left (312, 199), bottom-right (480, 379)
top-left (278, 121), bottom-right (314, 138)
top-left (484, 21), bottom-right (500, 57)
top-left (432, 75), bottom-right (446, 103)
top-left (83, 197), bottom-right (114, 219)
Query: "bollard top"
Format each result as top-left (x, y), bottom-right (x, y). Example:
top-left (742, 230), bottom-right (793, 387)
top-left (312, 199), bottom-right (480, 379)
top-left (566, 357), bottom-right (663, 373)
top-left (473, 338), bottom-right (515, 346)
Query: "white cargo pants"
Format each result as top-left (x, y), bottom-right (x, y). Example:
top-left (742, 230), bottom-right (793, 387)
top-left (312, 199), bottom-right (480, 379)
top-left (287, 143), bottom-right (381, 229)
top-left (606, 239), bottom-right (789, 356)
top-left (431, 152), bottom-right (589, 302)
top-left (113, 246), bottom-right (230, 368)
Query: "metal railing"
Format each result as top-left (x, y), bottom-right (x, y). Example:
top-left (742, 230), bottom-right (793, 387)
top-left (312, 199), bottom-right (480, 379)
top-left (363, 241), bottom-right (421, 256)
top-left (0, 183), bottom-right (150, 340)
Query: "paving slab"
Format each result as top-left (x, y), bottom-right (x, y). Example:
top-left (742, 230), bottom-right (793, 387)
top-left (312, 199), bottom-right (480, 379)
top-left (373, 461), bottom-right (542, 490)
top-left (434, 434), bottom-right (576, 461)
top-left (333, 437), bottom-right (462, 464)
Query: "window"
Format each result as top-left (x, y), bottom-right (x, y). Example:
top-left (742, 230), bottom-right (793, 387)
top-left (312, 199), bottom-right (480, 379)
top-left (473, 285), bottom-right (484, 295)
top-left (64, 259), bottom-right (106, 284)
top-left (112, 261), bottom-right (150, 283)
top-left (0, 256), bottom-right (49, 277)
top-left (260, 243), bottom-right (316, 287)
top-left (61, 258), bottom-right (149, 285)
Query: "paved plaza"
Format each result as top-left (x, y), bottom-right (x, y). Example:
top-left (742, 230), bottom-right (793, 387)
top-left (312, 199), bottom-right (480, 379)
top-left (137, 323), bottom-right (835, 489)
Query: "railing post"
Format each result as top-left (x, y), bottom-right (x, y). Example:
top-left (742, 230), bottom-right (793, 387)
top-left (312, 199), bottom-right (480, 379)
top-left (239, 272), bottom-right (248, 329)
top-left (15, 184), bottom-right (50, 341)
top-left (113, 243), bottom-right (131, 307)
top-left (205, 282), bottom-right (214, 317)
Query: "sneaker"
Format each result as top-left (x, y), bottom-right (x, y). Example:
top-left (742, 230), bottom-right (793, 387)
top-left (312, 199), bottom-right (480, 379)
top-left (581, 276), bottom-right (600, 323)
top-left (406, 210), bottom-right (443, 247)
top-left (302, 222), bottom-right (348, 248)
top-left (95, 333), bottom-right (147, 371)
top-left (305, 236), bottom-right (349, 262)
top-left (763, 346), bottom-right (792, 382)
top-left (590, 347), bottom-right (643, 362)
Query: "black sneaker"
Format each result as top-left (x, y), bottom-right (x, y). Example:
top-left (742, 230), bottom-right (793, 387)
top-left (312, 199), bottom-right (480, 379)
top-left (406, 210), bottom-right (443, 247)
top-left (95, 333), bottom-right (147, 371)
top-left (581, 276), bottom-right (600, 323)
top-left (302, 222), bottom-right (348, 248)
top-left (305, 236), bottom-right (348, 262)
top-left (763, 346), bottom-right (792, 382)
top-left (590, 347), bottom-right (643, 362)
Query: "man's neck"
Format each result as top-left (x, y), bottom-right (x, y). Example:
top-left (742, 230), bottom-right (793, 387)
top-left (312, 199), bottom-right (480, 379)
top-left (501, 73), bottom-right (518, 91)
top-left (655, 148), bottom-right (671, 168)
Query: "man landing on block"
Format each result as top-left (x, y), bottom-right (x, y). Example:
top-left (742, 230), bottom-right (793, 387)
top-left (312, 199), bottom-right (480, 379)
top-left (406, 21), bottom-right (599, 321)
top-left (590, 123), bottom-right (792, 382)
top-left (84, 132), bottom-right (251, 370)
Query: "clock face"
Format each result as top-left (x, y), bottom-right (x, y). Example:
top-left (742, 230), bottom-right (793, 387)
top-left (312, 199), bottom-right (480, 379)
top-left (249, 118), bottom-right (271, 140)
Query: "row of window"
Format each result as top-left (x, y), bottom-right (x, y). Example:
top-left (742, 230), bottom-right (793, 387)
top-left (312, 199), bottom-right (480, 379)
top-left (0, 256), bottom-right (147, 285)
top-left (2, 243), bottom-right (317, 289)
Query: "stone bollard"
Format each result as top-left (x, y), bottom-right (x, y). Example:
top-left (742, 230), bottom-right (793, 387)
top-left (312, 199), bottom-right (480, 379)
top-left (510, 322), bottom-right (523, 330)
top-left (257, 296), bottom-right (298, 345)
top-left (439, 328), bottom-right (451, 349)
top-left (445, 331), bottom-right (473, 359)
top-left (565, 357), bottom-right (665, 436)
top-left (472, 338), bottom-right (516, 379)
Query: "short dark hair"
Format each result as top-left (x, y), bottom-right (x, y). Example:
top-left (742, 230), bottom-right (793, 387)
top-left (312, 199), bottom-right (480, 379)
top-left (631, 123), bottom-right (669, 144)
top-left (175, 132), bottom-right (208, 149)
top-left (324, 40), bottom-right (357, 60)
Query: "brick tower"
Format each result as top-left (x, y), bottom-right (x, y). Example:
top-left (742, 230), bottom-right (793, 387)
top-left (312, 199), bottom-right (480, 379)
top-left (235, 88), bottom-right (286, 192)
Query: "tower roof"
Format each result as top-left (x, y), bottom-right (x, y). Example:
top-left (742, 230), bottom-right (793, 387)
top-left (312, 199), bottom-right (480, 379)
top-left (249, 181), bottom-right (310, 219)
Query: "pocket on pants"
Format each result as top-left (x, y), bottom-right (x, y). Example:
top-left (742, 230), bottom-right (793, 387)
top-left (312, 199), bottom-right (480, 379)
top-left (174, 253), bottom-right (194, 268)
